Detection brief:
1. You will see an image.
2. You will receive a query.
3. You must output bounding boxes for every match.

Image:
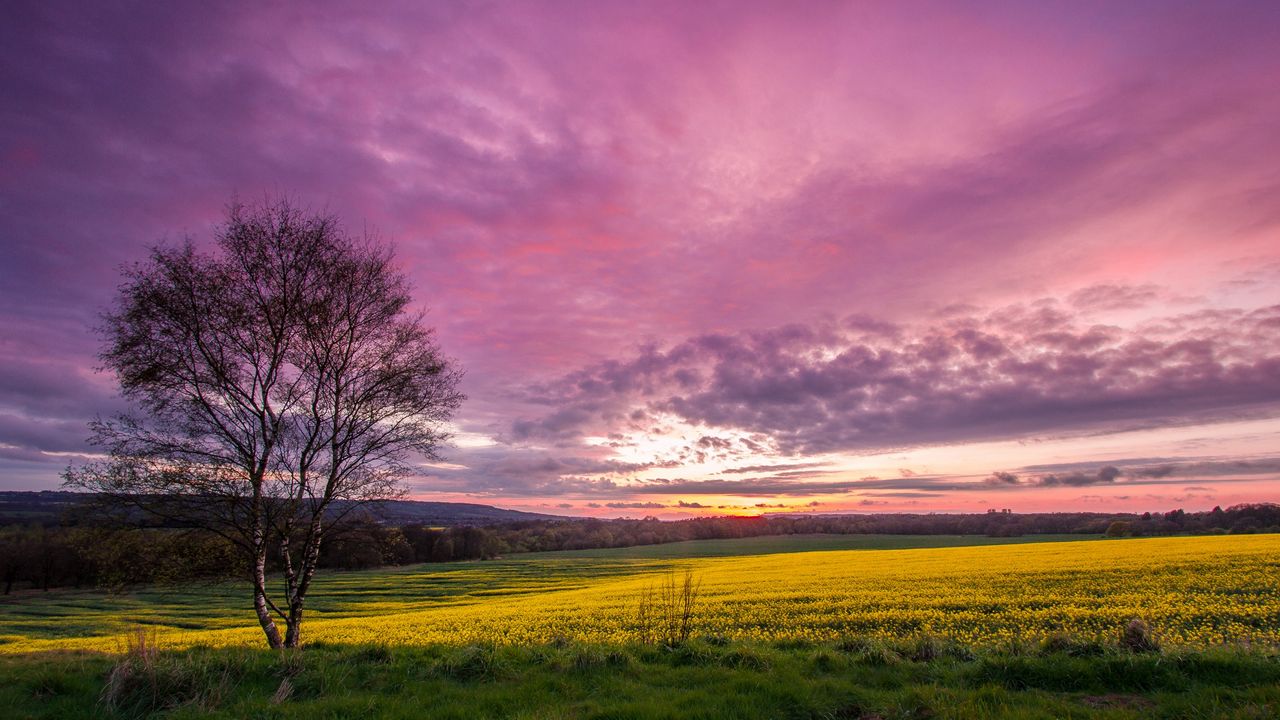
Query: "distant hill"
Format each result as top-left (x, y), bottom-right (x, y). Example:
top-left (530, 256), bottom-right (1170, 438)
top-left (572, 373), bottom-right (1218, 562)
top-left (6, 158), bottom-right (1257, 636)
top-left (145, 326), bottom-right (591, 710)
top-left (0, 491), bottom-right (86, 524)
top-left (351, 499), bottom-right (564, 526)
top-left (0, 490), bottom-right (564, 527)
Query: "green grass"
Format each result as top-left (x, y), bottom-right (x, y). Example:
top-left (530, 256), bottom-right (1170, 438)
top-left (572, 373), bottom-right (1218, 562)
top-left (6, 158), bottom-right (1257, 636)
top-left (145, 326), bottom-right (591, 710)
top-left (0, 554), bottom-right (658, 644)
top-left (3, 639), bottom-right (1277, 719)
top-left (0, 534), bottom-right (1095, 645)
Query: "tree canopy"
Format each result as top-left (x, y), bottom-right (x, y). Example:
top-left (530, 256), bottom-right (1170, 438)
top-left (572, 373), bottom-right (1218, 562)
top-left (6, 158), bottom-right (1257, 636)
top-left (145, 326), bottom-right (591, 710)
top-left (66, 198), bottom-right (464, 648)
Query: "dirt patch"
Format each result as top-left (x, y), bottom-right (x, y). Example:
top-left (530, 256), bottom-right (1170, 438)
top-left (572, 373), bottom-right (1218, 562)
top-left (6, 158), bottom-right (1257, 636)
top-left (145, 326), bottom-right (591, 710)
top-left (1080, 694), bottom-right (1156, 710)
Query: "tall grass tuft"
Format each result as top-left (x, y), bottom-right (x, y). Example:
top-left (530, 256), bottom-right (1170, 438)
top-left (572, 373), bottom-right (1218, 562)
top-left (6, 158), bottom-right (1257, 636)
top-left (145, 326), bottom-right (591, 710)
top-left (1039, 632), bottom-right (1106, 657)
top-left (270, 677), bottom-right (294, 704)
top-left (440, 644), bottom-right (509, 681)
top-left (634, 569), bottom-right (701, 647)
top-left (1120, 618), bottom-right (1160, 653)
top-left (100, 628), bottom-right (160, 710)
top-left (100, 628), bottom-right (241, 715)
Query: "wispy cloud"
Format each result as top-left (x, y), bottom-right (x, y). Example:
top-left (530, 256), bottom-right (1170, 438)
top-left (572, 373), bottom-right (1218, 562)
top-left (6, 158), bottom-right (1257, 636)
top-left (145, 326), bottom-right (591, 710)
top-left (2, 1), bottom-right (1279, 513)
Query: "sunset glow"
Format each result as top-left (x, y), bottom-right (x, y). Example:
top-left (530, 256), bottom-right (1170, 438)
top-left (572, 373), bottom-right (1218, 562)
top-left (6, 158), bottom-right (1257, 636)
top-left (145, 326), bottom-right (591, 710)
top-left (2, 1), bottom-right (1278, 517)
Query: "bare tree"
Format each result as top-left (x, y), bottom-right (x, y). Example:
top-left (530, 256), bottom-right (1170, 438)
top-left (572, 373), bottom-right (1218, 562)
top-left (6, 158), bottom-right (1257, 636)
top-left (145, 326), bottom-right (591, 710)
top-left (65, 198), bottom-right (464, 649)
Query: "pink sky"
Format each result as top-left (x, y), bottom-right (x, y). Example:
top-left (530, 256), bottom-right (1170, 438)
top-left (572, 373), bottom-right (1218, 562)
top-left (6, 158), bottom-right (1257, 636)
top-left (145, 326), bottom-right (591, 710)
top-left (2, 0), bottom-right (1278, 517)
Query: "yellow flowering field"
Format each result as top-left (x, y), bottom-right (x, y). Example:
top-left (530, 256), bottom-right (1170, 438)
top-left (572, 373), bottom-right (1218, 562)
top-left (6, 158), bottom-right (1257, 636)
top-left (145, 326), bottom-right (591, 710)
top-left (3, 534), bottom-right (1277, 653)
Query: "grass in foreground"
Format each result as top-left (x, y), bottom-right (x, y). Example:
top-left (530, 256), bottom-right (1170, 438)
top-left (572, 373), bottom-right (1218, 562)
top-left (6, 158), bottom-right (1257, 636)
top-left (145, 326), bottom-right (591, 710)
top-left (4, 637), bottom-right (1279, 719)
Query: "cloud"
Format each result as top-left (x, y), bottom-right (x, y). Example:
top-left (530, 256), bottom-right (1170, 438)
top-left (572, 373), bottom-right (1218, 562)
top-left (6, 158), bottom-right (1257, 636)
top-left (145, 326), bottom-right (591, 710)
top-left (987, 471), bottom-right (1020, 485)
top-left (1018, 456), bottom-right (1280, 482)
top-left (407, 446), bottom-right (667, 497)
top-left (1068, 284), bottom-right (1161, 312)
top-left (722, 461), bottom-right (832, 475)
top-left (858, 492), bottom-right (943, 498)
top-left (508, 301), bottom-right (1280, 457)
top-left (0, 356), bottom-right (130, 469)
top-left (1037, 465), bottom-right (1122, 487)
top-left (416, 445), bottom-right (1280, 505)
top-left (1132, 457), bottom-right (1280, 478)
top-left (3, 0), bottom-right (1280, 504)
top-left (625, 474), bottom-right (964, 498)
top-left (0, 413), bottom-right (94, 456)
top-left (977, 456), bottom-right (1280, 494)
top-left (1131, 464), bottom-right (1177, 478)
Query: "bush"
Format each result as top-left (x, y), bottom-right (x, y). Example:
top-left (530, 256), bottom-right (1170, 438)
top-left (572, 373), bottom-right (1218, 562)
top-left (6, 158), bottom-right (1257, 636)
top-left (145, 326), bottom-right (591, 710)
top-left (1105, 521), bottom-right (1130, 538)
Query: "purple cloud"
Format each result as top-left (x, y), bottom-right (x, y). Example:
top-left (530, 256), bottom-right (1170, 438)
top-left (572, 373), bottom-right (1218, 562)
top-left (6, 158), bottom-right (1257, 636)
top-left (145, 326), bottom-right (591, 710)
top-left (1037, 465), bottom-right (1122, 487)
top-left (2, 1), bottom-right (1279, 513)
top-left (510, 301), bottom-right (1280, 456)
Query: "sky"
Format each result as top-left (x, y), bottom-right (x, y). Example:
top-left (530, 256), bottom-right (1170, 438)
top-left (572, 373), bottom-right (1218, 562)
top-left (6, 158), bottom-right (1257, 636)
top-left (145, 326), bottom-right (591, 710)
top-left (2, 0), bottom-right (1279, 518)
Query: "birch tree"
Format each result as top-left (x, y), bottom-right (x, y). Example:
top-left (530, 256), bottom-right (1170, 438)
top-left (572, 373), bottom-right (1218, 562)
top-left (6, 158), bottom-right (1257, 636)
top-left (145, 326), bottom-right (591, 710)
top-left (65, 198), bottom-right (463, 649)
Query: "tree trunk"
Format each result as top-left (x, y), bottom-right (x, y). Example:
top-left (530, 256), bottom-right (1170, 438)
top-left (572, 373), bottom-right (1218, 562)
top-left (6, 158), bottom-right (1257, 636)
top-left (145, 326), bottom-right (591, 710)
top-left (252, 549), bottom-right (283, 649)
top-left (284, 607), bottom-right (302, 648)
top-left (282, 519), bottom-right (325, 648)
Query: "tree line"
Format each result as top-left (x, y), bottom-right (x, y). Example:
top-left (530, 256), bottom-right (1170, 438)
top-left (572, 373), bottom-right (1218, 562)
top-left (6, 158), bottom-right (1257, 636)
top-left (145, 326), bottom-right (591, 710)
top-left (4, 503), bottom-right (1276, 595)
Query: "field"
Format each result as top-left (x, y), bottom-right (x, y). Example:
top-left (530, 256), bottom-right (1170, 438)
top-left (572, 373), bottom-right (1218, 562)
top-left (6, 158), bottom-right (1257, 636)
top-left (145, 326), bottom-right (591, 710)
top-left (0, 533), bottom-right (1086, 652)
top-left (524, 532), bottom-right (1092, 558)
top-left (3, 533), bottom-right (1279, 718)
top-left (3, 533), bottom-right (1278, 653)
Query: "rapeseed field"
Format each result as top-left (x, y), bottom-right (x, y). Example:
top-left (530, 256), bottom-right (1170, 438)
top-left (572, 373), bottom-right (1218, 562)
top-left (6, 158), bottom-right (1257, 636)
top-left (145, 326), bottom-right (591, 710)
top-left (2, 534), bottom-right (1276, 654)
